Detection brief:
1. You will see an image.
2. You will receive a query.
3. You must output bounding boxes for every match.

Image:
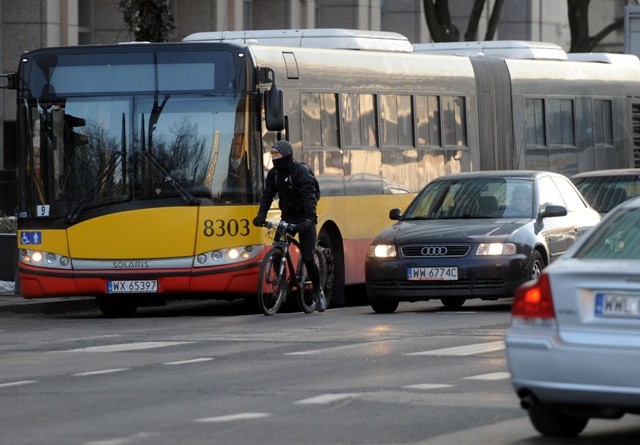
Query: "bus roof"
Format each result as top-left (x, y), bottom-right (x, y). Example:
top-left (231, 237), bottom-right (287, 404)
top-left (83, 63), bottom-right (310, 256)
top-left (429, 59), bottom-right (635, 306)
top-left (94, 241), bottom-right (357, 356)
top-left (412, 40), bottom-right (567, 60)
top-left (567, 52), bottom-right (640, 65)
top-left (183, 28), bottom-right (413, 53)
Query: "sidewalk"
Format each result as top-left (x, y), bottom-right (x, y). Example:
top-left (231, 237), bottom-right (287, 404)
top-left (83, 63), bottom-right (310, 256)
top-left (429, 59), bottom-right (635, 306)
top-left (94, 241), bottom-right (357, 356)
top-left (0, 280), bottom-right (96, 314)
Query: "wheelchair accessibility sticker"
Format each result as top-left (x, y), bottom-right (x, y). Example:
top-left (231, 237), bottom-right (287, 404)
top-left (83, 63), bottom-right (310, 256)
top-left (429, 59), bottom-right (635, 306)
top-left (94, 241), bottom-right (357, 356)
top-left (21, 231), bottom-right (42, 245)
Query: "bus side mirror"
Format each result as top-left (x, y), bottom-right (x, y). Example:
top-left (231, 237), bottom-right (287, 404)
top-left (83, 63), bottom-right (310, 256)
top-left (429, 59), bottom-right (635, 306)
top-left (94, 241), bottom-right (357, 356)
top-left (264, 82), bottom-right (284, 131)
top-left (259, 67), bottom-right (284, 131)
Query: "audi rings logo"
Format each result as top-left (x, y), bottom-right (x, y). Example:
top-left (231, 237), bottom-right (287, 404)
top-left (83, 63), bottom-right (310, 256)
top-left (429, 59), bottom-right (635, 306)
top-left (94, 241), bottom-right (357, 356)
top-left (421, 246), bottom-right (448, 256)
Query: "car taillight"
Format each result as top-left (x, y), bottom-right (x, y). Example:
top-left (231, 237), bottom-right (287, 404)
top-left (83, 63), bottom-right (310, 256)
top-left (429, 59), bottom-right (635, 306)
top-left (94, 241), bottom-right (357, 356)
top-left (511, 273), bottom-right (555, 319)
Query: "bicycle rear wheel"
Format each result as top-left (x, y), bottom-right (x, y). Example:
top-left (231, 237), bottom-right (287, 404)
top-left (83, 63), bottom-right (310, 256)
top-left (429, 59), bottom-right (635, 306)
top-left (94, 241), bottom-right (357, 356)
top-left (257, 248), bottom-right (287, 315)
top-left (297, 248), bottom-right (325, 314)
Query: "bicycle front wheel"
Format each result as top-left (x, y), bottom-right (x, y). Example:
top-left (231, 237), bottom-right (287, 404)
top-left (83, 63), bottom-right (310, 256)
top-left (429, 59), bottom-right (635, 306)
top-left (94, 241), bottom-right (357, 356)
top-left (257, 248), bottom-right (287, 315)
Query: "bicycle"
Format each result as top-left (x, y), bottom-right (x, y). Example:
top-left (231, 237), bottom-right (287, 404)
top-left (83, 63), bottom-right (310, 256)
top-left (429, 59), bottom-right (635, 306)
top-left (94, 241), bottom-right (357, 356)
top-left (257, 220), bottom-right (326, 315)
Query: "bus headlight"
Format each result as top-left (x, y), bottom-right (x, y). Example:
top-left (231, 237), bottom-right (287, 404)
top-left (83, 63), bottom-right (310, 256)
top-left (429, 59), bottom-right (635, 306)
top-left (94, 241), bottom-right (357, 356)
top-left (20, 249), bottom-right (72, 269)
top-left (193, 244), bottom-right (263, 268)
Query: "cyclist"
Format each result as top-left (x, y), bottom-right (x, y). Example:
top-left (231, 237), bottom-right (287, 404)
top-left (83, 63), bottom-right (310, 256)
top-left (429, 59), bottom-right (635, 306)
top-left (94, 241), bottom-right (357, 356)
top-left (253, 140), bottom-right (327, 312)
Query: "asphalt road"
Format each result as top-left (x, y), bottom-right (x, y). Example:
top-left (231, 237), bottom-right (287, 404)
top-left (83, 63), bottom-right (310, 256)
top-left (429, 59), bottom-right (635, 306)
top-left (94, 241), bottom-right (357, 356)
top-left (1, 297), bottom-right (640, 445)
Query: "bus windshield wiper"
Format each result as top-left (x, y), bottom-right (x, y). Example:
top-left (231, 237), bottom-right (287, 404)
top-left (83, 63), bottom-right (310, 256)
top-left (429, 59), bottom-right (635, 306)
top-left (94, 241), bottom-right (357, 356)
top-left (139, 149), bottom-right (199, 205)
top-left (67, 153), bottom-right (123, 224)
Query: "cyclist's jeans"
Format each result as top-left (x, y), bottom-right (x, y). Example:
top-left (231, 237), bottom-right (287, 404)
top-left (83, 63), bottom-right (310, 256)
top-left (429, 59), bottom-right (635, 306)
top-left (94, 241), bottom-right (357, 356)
top-left (298, 224), bottom-right (320, 289)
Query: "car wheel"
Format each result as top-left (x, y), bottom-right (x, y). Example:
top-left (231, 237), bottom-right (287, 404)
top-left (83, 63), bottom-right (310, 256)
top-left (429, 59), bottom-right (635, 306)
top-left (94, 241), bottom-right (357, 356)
top-left (528, 403), bottom-right (589, 437)
top-left (441, 296), bottom-right (465, 309)
top-left (370, 299), bottom-right (399, 314)
top-left (528, 250), bottom-right (544, 281)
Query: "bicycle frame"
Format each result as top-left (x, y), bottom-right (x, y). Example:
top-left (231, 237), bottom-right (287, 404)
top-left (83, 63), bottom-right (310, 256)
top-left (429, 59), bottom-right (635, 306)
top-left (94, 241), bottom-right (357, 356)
top-left (256, 220), bottom-right (316, 315)
top-left (270, 221), bottom-right (304, 282)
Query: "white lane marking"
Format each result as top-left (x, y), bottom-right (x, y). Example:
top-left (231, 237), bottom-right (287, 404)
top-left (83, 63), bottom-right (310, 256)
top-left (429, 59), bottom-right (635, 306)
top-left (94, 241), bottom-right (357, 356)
top-left (295, 393), bottom-right (359, 405)
top-left (61, 341), bottom-right (191, 352)
top-left (0, 380), bottom-right (37, 388)
top-left (194, 413), bottom-right (272, 423)
top-left (403, 383), bottom-right (453, 390)
top-left (85, 432), bottom-right (160, 445)
top-left (73, 368), bottom-right (129, 376)
top-left (162, 358), bottom-right (213, 366)
top-left (67, 334), bottom-right (122, 342)
top-left (464, 372), bottom-right (511, 381)
top-left (404, 341), bottom-right (505, 356)
top-left (285, 341), bottom-right (391, 356)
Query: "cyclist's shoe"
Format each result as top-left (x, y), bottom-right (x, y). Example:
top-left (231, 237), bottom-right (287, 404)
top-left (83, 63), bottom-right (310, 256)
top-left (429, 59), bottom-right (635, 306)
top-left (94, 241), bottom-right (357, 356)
top-left (314, 288), bottom-right (327, 312)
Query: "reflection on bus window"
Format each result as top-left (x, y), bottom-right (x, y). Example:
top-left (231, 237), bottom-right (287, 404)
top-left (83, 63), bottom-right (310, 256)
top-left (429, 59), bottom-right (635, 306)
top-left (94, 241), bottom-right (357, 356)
top-left (548, 99), bottom-right (575, 146)
top-left (342, 93), bottom-right (377, 148)
top-left (594, 99), bottom-right (613, 146)
top-left (443, 96), bottom-right (467, 147)
top-left (380, 94), bottom-right (413, 148)
top-left (416, 95), bottom-right (441, 148)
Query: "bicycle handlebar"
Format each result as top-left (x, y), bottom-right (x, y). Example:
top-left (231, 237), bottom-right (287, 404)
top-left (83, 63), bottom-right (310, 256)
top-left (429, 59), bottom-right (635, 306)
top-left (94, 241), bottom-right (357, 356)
top-left (262, 220), bottom-right (297, 231)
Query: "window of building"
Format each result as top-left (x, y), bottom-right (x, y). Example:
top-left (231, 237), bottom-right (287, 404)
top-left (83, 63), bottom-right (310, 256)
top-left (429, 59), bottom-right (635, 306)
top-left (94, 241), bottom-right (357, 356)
top-left (78, 1), bottom-right (93, 45)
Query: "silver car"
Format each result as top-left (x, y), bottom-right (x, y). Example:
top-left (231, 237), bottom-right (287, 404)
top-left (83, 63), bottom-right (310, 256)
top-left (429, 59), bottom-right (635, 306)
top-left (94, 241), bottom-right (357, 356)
top-left (505, 195), bottom-right (640, 437)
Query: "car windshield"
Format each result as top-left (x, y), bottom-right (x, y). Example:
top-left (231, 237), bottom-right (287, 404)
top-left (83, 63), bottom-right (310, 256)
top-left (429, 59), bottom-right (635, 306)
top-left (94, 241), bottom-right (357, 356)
top-left (573, 207), bottom-right (640, 259)
top-left (572, 175), bottom-right (640, 213)
top-left (402, 177), bottom-right (534, 220)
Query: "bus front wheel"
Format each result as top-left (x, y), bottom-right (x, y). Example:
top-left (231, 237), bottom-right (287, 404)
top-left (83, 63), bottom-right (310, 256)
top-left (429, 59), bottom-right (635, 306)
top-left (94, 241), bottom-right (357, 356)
top-left (317, 229), bottom-right (342, 307)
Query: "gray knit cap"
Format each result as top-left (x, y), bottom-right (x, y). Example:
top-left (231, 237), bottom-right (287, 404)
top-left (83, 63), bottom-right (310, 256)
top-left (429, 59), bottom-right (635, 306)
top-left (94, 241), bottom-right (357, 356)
top-left (272, 140), bottom-right (293, 157)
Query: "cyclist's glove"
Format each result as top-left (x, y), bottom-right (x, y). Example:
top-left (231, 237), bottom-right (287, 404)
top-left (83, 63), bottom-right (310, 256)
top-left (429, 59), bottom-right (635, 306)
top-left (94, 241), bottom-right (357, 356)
top-left (253, 214), bottom-right (266, 227)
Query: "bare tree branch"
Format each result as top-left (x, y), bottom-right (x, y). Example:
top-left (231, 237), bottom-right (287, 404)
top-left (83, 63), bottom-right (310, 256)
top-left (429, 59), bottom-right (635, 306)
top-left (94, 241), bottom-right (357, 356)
top-left (485, 0), bottom-right (505, 41)
top-left (465, 0), bottom-right (486, 41)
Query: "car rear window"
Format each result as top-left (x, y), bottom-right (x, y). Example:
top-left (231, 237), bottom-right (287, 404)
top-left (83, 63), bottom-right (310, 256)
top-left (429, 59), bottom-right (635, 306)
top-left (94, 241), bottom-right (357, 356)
top-left (574, 207), bottom-right (640, 259)
top-left (572, 175), bottom-right (640, 213)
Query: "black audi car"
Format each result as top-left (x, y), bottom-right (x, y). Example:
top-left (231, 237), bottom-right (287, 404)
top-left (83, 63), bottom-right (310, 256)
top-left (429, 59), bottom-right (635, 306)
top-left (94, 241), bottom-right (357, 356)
top-left (365, 170), bottom-right (600, 313)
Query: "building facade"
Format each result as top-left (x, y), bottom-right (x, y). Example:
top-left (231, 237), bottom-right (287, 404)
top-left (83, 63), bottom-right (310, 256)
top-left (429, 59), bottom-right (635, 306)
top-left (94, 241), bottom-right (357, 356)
top-left (0, 0), bottom-right (629, 213)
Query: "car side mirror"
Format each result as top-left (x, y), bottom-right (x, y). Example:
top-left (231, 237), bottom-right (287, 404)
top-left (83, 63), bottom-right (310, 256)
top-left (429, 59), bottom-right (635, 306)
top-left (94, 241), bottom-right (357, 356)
top-left (389, 208), bottom-right (402, 220)
top-left (540, 204), bottom-right (567, 218)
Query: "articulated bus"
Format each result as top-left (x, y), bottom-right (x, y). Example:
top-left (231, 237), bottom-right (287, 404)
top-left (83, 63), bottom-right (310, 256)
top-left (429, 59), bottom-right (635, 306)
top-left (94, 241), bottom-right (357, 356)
top-left (3, 29), bottom-right (640, 316)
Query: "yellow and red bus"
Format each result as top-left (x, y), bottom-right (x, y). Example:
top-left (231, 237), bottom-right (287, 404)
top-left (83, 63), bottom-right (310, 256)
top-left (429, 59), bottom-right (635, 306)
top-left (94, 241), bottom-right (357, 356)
top-left (5, 29), bottom-right (640, 315)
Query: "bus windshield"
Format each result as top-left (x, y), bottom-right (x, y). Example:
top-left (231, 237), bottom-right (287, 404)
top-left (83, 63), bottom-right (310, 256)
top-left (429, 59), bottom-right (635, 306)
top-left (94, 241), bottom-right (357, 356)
top-left (19, 49), bottom-right (253, 219)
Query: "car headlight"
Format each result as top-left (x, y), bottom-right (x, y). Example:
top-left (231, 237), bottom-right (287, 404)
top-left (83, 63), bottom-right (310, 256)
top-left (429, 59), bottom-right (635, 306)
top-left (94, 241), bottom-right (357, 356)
top-left (476, 242), bottom-right (516, 255)
top-left (368, 244), bottom-right (397, 258)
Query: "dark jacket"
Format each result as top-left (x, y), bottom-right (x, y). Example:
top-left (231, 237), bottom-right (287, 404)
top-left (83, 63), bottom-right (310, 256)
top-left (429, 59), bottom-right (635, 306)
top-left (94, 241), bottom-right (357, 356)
top-left (258, 160), bottom-right (318, 224)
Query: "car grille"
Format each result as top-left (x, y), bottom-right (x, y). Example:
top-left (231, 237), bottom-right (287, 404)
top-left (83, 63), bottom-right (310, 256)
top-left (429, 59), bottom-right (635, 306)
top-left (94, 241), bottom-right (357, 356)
top-left (401, 244), bottom-right (470, 257)
top-left (371, 278), bottom-right (504, 291)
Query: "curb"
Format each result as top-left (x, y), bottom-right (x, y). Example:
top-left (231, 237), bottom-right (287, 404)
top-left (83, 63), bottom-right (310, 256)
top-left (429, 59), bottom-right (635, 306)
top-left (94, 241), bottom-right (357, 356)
top-left (0, 296), bottom-right (97, 315)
